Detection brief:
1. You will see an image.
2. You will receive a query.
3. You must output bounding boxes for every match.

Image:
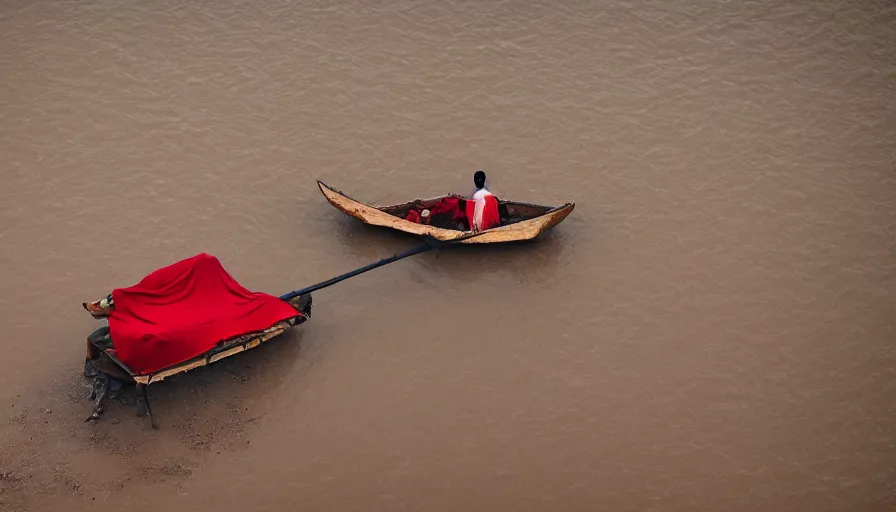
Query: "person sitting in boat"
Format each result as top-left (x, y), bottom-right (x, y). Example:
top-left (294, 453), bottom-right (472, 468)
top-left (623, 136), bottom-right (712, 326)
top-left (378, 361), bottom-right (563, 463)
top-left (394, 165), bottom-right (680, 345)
top-left (404, 170), bottom-right (503, 231)
top-left (465, 170), bottom-right (501, 232)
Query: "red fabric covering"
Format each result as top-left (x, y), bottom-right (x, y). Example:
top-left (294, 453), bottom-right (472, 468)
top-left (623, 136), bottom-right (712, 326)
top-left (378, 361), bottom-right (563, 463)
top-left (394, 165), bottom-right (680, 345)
top-left (465, 194), bottom-right (501, 231)
top-left (405, 198), bottom-right (467, 225)
top-left (108, 253), bottom-right (301, 375)
top-left (406, 209), bottom-right (421, 223)
top-left (430, 197), bottom-right (467, 223)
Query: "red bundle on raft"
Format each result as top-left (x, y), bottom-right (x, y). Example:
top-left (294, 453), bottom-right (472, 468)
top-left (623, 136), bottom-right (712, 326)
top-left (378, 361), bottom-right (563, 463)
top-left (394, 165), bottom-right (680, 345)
top-left (82, 253), bottom-right (312, 426)
top-left (84, 253), bottom-right (311, 380)
top-left (111, 254), bottom-right (303, 374)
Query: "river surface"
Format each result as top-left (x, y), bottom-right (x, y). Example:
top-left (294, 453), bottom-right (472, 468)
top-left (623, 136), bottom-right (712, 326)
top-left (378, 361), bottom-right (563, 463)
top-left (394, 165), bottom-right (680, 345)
top-left (1, 0), bottom-right (894, 510)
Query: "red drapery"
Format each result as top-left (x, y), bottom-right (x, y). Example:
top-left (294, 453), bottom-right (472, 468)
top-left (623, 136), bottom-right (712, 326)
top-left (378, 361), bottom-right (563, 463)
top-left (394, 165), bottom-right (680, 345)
top-left (107, 253), bottom-right (301, 375)
top-left (405, 197), bottom-right (468, 225)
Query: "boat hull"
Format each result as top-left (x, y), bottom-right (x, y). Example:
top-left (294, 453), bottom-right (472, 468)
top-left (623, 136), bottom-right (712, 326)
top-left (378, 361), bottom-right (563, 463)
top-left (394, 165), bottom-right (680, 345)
top-left (317, 181), bottom-right (574, 243)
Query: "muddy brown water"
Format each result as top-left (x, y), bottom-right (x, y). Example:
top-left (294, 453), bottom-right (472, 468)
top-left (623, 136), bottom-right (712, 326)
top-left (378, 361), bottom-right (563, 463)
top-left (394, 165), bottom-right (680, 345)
top-left (1, 0), bottom-right (895, 510)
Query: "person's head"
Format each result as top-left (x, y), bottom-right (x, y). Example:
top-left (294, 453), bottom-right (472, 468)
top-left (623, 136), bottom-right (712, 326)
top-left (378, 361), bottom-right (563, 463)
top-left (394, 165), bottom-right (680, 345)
top-left (473, 170), bottom-right (487, 190)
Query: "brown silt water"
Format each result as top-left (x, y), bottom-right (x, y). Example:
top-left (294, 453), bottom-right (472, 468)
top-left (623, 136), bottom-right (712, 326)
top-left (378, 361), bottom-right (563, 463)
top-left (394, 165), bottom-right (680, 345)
top-left (1, 0), bottom-right (894, 510)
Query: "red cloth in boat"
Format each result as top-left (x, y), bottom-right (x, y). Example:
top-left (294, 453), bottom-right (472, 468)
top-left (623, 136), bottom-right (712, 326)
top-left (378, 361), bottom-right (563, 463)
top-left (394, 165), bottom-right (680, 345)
top-left (465, 193), bottom-right (500, 231)
top-left (107, 253), bottom-right (300, 375)
top-left (406, 209), bottom-right (422, 223)
top-left (431, 197), bottom-right (467, 223)
top-left (405, 198), bottom-right (467, 224)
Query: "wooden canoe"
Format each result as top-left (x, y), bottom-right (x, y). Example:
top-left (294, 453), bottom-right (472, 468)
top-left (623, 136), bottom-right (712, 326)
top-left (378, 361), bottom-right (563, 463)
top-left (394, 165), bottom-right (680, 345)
top-left (317, 181), bottom-right (575, 244)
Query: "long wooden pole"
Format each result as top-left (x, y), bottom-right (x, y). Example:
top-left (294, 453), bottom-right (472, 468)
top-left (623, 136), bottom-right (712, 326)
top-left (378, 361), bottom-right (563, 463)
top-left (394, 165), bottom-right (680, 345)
top-left (278, 233), bottom-right (477, 301)
top-left (278, 242), bottom-right (433, 301)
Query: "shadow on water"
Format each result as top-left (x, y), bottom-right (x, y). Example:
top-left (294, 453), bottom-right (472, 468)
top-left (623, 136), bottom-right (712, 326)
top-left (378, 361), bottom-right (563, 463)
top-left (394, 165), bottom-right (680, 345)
top-left (328, 212), bottom-right (417, 259)
top-left (425, 233), bottom-right (568, 287)
top-left (136, 326), bottom-right (308, 429)
top-left (325, 211), bottom-right (571, 288)
top-left (0, 327), bottom-right (310, 508)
